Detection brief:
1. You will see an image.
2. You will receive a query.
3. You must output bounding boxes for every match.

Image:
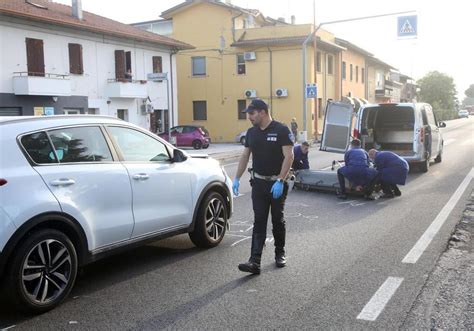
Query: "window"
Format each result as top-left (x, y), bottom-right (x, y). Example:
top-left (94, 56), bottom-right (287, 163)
top-left (238, 99), bottom-right (247, 120)
top-left (361, 68), bottom-right (365, 83)
top-left (237, 54), bottom-right (246, 75)
top-left (316, 52), bottom-right (321, 72)
top-left (68, 43), bottom-right (83, 74)
top-left (115, 50), bottom-right (132, 80)
top-left (152, 56), bottom-right (162, 73)
top-left (117, 109), bottom-right (128, 121)
top-left (21, 132), bottom-right (55, 164)
top-left (192, 56), bottom-right (206, 76)
top-left (356, 66), bottom-right (359, 82)
top-left (193, 101), bottom-right (207, 120)
top-left (63, 108), bottom-right (80, 115)
top-left (26, 38), bottom-right (44, 76)
top-left (425, 107), bottom-right (437, 125)
top-left (327, 55), bottom-right (334, 75)
top-left (108, 127), bottom-right (170, 162)
top-left (350, 64), bottom-right (353, 81)
top-left (0, 107), bottom-right (21, 116)
top-left (342, 61), bottom-right (346, 80)
top-left (47, 127), bottom-right (112, 163)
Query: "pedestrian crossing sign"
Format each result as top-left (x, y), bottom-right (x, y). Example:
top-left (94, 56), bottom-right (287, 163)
top-left (306, 83), bottom-right (317, 99)
top-left (397, 15), bottom-right (417, 38)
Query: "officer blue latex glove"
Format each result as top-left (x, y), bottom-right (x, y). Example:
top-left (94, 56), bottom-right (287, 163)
top-left (270, 180), bottom-right (284, 199)
top-left (232, 178), bottom-right (240, 196)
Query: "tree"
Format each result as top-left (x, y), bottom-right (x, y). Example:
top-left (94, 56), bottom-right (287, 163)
top-left (417, 71), bottom-right (457, 111)
top-left (462, 84), bottom-right (474, 107)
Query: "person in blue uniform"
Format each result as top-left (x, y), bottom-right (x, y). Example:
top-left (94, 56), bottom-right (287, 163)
top-left (232, 99), bottom-right (294, 274)
top-left (337, 139), bottom-right (378, 200)
top-left (292, 141), bottom-right (310, 171)
top-left (368, 149), bottom-right (409, 198)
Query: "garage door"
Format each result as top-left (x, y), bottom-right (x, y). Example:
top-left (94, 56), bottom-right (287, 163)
top-left (0, 107), bottom-right (22, 116)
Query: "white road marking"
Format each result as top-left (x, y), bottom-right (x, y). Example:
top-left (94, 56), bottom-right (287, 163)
top-left (2, 326), bottom-right (16, 330)
top-left (230, 236), bottom-right (251, 247)
top-left (443, 138), bottom-right (456, 146)
top-left (356, 277), bottom-right (404, 321)
top-left (402, 167), bottom-right (474, 264)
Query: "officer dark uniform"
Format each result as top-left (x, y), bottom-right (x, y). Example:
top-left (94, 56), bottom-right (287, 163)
top-left (232, 99), bottom-right (294, 274)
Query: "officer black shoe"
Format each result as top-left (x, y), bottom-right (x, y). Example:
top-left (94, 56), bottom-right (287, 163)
top-left (275, 254), bottom-right (287, 268)
top-left (381, 192), bottom-right (395, 199)
top-left (337, 193), bottom-right (348, 200)
top-left (238, 261), bottom-right (261, 274)
top-left (393, 187), bottom-right (402, 196)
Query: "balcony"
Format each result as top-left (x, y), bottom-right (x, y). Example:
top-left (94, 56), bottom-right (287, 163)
top-left (106, 79), bottom-right (148, 98)
top-left (375, 79), bottom-right (402, 98)
top-left (13, 72), bottom-right (71, 96)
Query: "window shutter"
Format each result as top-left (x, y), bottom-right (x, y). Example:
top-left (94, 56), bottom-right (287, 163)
top-left (153, 56), bottom-right (162, 73)
top-left (115, 50), bottom-right (126, 79)
top-left (26, 38), bottom-right (45, 76)
top-left (68, 43), bottom-right (83, 74)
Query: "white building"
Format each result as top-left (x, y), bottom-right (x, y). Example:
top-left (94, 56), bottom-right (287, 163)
top-left (0, 0), bottom-right (193, 132)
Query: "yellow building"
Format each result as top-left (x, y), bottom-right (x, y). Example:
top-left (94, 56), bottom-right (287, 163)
top-left (159, 0), bottom-right (343, 142)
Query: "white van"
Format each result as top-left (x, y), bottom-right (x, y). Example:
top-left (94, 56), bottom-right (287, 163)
top-left (320, 102), bottom-right (446, 172)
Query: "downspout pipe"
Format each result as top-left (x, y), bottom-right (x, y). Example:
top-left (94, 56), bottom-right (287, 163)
top-left (268, 46), bottom-right (273, 115)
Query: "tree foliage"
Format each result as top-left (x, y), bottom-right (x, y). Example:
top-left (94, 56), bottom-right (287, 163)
top-left (464, 84), bottom-right (474, 99)
top-left (417, 71), bottom-right (457, 111)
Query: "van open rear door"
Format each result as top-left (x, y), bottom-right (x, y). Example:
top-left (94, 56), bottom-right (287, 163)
top-left (320, 102), bottom-right (354, 153)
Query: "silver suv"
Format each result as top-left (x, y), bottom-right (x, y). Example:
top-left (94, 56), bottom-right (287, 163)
top-left (0, 116), bottom-right (233, 313)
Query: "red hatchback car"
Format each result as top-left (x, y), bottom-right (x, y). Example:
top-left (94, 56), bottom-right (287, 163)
top-left (159, 125), bottom-right (210, 149)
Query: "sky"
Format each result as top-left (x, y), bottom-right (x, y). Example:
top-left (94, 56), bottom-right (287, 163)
top-left (54, 0), bottom-right (472, 101)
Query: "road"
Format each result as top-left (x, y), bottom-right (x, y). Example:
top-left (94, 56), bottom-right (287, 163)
top-left (0, 117), bottom-right (472, 330)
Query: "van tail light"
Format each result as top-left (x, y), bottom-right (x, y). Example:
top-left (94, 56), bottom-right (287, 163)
top-left (352, 128), bottom-right (359, 139)
top-left (0, 178), bottom-right (7, 186)
top-left (419, 127), bottom-right (424, 143)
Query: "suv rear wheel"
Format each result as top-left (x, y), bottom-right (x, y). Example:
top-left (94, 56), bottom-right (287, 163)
top-left (6, 229), bottom-right (78, 313)
top-left (189, 192), bottom-right (228, 248)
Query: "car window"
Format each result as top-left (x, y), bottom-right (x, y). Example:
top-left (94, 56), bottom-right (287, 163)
top-left (170, 126), bottom-right (183, 134)
top-left (21, 131), bottom-right (57, 164)
top-left (47, 126), bottom-right (112, 163)
top-left (425, 108), bottom-right (436, 126)
top-left (108, 126), bottom-right (170, 162)
top-left (182, 126), bottom-right (195, 133)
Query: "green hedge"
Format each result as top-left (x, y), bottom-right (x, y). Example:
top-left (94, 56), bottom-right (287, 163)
top-left (434, 109), bottom-right (457, 121)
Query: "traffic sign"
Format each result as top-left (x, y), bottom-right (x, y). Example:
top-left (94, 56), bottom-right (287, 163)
top-left (306, 83), bottom-right (317, 99)
top-left (397, 15), bottom-right (417, 38)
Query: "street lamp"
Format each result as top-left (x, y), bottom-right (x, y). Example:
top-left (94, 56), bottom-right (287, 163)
top-left (301, 10), bottom-right (416, 139)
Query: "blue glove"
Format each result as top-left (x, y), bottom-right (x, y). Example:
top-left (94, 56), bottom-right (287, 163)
top-left (232, 178), bottom-right (240, 196)
top-left (270, 180), bottom-right (284, 199)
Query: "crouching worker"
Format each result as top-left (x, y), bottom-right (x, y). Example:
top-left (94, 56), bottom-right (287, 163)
top-left (337, 139), bottom-right (378, 200)
top-left (292, 141), bottom-right (310, 171)
top-left (368, 149), bottom-right (409, 198)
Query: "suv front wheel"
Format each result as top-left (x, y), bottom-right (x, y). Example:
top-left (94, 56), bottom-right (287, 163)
top-left (6, 229), bottom-right (78, 313)
top-left (189, 192), bottom-right (228, 248)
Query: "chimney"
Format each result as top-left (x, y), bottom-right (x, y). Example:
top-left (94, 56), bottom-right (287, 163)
top-left (291, 15), bottom-right (295, 24)
top-left (72, 0), bottom-right (83, 20)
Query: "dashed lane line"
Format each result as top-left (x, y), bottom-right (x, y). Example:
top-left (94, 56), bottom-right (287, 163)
top-left (357, 277), bottom-right (404, 321)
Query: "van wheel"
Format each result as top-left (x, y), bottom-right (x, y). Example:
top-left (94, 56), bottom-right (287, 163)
top-left (240, 136), bottom-right (246, 145)
top-left (419, 158), bottom-right (430, 173)
top-left (192, 140), bottom-right (202, 149)
top-left (435, 147), bottom-right (443, 163)
top-left (189, 192), bottom-right (228, 248)
top-left (6, 229), bottom-right (78, 313)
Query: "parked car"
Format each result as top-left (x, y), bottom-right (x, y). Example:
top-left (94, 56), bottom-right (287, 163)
top-left (159, 125), bottom-right (210, 149)
top-left (458, 109), bottom-right (469, 118)
top-left (0, 116), bottom-right (232, 313)
top-left (235, 130), bottom-right (247, 145)
top-left (320, 102), bottom-right (446, 172)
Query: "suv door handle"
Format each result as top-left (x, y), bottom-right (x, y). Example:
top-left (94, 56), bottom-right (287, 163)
top-left (50, 178), bottom-right (76, 186)
top-left (132, 173), bottom-right (150, 180)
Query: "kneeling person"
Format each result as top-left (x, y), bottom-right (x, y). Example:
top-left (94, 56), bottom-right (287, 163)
top-left (368, 149), bottom-right (409, 198)
top-left (337, 139), bottom-right (377, 200)
top-left (292, 141), bottom-right (310, 171)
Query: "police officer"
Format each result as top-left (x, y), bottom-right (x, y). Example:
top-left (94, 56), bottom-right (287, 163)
top-left (233, 99), bottom-right (294, 274)
top-left (368, 149), bottom-right (409, 198)
top-left (292, 141), bottom-right (310, 171)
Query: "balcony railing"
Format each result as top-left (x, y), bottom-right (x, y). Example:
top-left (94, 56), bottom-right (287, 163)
top-left (13, 72), bottom-right (71, 96)
top-left (106, 78), bottom-right (148, 98)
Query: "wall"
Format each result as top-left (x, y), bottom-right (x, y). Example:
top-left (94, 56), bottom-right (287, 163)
top-left (341, 49), bottom-right (366, 99)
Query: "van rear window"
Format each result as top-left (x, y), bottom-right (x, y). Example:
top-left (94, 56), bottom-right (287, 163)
top-left (374, 106), bottom-right (414, 129)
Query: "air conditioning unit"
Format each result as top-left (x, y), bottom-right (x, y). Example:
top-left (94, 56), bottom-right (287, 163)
top-left (244, 51), bottom-right (256, 61)
top-left (244, 89), bottom-right (257, 99)
top-left (145, 103), bottom-right (154, 114)
top-left (275, 88), bottom-right (288, 98)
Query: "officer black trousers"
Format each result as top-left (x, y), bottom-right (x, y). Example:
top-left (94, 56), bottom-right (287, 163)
top-left (250, 178), bottom-right (288, 263)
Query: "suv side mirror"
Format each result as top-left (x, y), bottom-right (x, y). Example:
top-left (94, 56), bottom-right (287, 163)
top-left (172, 149), bottom-right (188, 163)
top-left (438, 121), bottom-right (446, 128)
